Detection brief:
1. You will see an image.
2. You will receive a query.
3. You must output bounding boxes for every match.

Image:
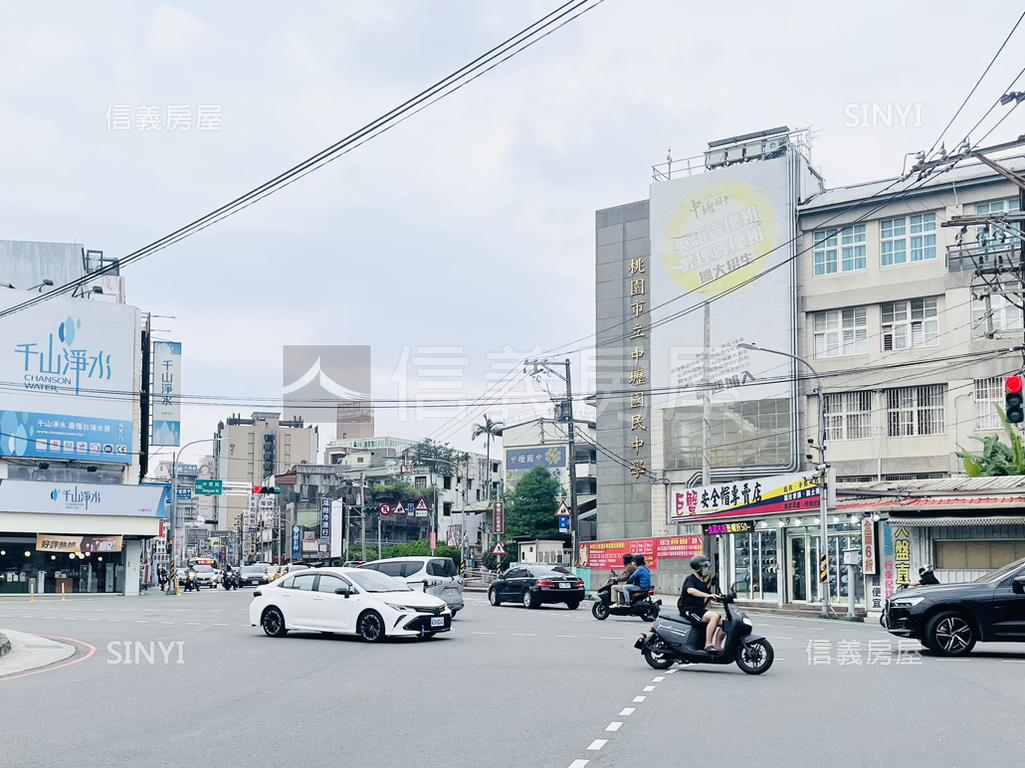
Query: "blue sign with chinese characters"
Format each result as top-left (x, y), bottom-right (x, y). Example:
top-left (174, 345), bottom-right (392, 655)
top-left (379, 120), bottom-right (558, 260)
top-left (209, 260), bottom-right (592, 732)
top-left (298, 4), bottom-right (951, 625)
top-left (292, 526), bottom-right (302, 561)
top-left (506, 446), bottom-right (567, 473)
top-left (0, 411), bottom-right (132, 465)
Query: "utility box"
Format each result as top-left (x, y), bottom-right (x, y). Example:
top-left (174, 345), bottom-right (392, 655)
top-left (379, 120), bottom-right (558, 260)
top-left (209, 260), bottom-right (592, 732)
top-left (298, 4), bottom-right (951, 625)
top-left (842, 548), bottom-right (861, 567)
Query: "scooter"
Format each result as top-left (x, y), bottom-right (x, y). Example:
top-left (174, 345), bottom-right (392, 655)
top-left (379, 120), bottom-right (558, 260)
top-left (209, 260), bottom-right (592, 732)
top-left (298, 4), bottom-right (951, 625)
top-left (592, 573), bottom-right (661, 622)
top-left (634, 589), bottom-right (774, 675)
top-left (222, 571), bottom-right (239, 590)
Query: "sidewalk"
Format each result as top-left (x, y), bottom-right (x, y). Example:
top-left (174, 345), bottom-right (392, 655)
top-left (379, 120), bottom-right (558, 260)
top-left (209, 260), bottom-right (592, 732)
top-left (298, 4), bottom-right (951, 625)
top-left (0, 629), bottom-right (75, 678)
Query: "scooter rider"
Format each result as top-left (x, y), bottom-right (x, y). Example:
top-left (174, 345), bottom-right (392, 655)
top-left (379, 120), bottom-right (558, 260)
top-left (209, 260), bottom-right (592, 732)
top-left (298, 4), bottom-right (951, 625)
top-left (623, 555), bottom-right (652, 604)
top-left (679, 555), bottom-right (722, 653)
top-left (612, 554), bottom-right (637, 606)
top-left (912, 564), bottom-right (940, 586)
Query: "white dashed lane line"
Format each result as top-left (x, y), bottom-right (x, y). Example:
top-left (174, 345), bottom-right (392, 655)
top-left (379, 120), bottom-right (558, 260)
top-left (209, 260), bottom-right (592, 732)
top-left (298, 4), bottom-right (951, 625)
top-left (568, 760), bottom-right (589, 768)
top-left (632, 695), bottom-right (646, 702)
top-left (605, 721), bottom-right (623, 732)
top-left (620, 707), bottom-right (635, 716)
top-left (587, 740), bottom-right (607, 751)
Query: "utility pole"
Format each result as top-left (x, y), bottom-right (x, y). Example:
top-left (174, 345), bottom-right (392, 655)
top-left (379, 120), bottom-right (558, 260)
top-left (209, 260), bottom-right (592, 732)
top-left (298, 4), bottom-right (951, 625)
top-left (526, 358), bottom-right (579, 568)
top-left (934, 137), bottom-right (1025, 362)
top-left (701, 300), bottom-right (712, 487)
top-left (359, 469), bottom-right (366, 559)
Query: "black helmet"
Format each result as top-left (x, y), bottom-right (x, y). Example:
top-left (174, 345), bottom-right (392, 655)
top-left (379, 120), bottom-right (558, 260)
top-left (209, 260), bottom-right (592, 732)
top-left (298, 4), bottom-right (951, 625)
top-left (918, 565), bottom-right (933, 576)
top-left (690, 555), bottom-right (710, 571)
top-left (622, 554), bottom-right (635, 566)
top-left (634, 555), bottom-right (646, 566)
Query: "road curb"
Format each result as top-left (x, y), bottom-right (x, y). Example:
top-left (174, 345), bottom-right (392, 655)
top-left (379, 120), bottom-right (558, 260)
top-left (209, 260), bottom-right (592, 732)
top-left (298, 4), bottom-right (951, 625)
top-left (0, 631), bottom-right (11, 658)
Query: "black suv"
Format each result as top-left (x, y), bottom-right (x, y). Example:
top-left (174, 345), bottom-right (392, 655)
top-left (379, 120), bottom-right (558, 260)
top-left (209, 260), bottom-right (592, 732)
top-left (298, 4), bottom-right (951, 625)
top-left (883, 557), bottom-right (1025, 656)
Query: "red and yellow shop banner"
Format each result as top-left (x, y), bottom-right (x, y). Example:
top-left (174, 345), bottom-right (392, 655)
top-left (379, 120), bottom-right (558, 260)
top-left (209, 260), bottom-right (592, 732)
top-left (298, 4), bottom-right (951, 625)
top-left (36, 534), bottom-right (124, 553)
top-left (670, 472), bottom-right (821, 523)
top-left (580, 536), bottom-right (703, 571)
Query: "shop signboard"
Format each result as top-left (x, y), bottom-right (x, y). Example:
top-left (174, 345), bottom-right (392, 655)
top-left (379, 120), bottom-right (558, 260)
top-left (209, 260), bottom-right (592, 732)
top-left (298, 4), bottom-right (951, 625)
top-left (176, 487), bottom-right (193, 502)
top-left (151, 341), bottom-right (182, 446)
top-left (861, 519), bottom-right (878, 575)
top-left (493, 501), bottom-right (505, 535)
top-left (893, 526), bottom-right (912, 589)
top-left (291, 526), bottom-right (302, 561)
top-left (0, 480), bottom-right (165, 517)
top-left (648, 154), bottom-right (799, 471)
top-left (580, 536), bottom-right (703, 571)
top-left (702, 520), bottom-right (754, 536)
top-left (36, 534), bottom-right (124, 553)
top-left (670, 472), bottom-right (820, 523)
top-left (882, 524), bottom-right (896, 597)
top-left (0, 289), bottom-right (136, 464)
top-left (320, 499), bottom-right (331, 546)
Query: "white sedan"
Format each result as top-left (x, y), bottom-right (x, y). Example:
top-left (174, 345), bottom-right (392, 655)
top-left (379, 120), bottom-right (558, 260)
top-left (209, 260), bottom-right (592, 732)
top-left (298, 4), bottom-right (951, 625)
top-left (249, 567), bottom-right (452, 642)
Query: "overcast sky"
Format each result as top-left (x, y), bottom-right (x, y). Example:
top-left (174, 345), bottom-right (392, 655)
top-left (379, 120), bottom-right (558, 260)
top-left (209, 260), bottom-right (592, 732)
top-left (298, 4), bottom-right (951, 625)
top-left (2, 0), bottom-right (1023, 464)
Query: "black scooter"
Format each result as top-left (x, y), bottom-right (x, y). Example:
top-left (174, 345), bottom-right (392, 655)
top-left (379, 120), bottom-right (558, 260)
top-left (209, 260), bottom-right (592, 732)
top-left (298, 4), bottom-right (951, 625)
top-left (592, 573), bottom-right (661, 622)
top-left (222, 571), bottom-right (239, 590)
top-left (634, 590), bottom-right (774, 675)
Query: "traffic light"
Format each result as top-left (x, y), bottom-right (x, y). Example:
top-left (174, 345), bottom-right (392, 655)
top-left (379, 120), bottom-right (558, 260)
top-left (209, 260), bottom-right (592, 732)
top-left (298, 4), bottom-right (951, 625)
top-left (1006, 375), bottom-right (1024, 424)
top-left (253, 486), bottom-right (281, 495)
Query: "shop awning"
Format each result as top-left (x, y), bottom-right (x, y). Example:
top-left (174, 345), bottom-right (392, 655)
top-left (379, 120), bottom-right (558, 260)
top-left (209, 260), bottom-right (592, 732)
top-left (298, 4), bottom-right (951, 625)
top-left (886, 516), bottom-right (1025, 527)
top-left (838, 496), bottom-right (1025, 514)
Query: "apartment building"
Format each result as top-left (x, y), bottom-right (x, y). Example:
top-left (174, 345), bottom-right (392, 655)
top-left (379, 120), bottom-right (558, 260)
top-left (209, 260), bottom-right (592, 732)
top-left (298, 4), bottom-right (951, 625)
top-left (211, 411), bottom-right (318, 530)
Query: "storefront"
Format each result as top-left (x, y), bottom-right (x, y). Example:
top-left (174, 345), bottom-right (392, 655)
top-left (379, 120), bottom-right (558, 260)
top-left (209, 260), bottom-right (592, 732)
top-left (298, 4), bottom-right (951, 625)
top-left (0, 479), bottom-right (166, 596)
top-left (671, 472), bottom-right (873, 609)
top-left (837, 477), bottom-right (1025, 612)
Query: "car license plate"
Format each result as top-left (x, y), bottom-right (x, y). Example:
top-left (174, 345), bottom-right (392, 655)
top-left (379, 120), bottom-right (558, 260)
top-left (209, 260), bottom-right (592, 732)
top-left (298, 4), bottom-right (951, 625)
top-left (430, 617), bottom-right (444, 628)
top-left (559, 582), bottom-right (570, 589)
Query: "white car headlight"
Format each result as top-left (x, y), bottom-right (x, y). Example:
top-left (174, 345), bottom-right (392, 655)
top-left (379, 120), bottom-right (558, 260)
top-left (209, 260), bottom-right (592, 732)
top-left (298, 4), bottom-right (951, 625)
top-left (383, 602), bottom-right (414, 612)
top-left (892, 597), bottom-right (926, 607)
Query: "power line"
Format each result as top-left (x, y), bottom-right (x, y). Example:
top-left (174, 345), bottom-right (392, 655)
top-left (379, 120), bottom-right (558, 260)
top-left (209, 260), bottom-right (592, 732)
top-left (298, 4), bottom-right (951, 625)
top-left (0, 0), bottom-right (606, 321)
top-left (925, 9), bottom-right (1025, 158)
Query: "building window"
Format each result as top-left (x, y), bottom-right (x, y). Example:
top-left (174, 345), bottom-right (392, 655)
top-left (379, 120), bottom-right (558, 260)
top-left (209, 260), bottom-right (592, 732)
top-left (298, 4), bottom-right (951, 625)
top-left (881, 212), bottom-right (937, 265)
top-left (936, 539), bottom-right (1025, 571)
top-left (823, 392), bottom-right (872, 441)
top-left (974, 376), bottom-right (1004, 430)
top-left (414, 476), bottom-right (427, 489)
top-left (886, 385), bottom-right (945, 437)
top-left (974, 198), bottom-right (1022, 248)
top-left (813, 224), bottom-right (866, 276)
top-left (972, 287), bottom-right (1023, 338)
top-left (881, 297), bottom-right (939, 350)
top-left (813, 307), bottom-right (868, 358)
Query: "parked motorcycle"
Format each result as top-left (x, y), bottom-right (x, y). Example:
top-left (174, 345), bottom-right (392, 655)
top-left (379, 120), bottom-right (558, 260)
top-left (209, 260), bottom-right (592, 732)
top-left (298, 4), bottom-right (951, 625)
top-left (634, 589), bottom-right (774, 675)
top-left (592, 572), bottom-right (661, 622)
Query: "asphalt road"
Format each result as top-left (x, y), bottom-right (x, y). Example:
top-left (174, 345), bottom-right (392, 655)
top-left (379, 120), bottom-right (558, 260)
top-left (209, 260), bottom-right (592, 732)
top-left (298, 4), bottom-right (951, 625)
top-left (1, 589), bottom-right (1023, 768)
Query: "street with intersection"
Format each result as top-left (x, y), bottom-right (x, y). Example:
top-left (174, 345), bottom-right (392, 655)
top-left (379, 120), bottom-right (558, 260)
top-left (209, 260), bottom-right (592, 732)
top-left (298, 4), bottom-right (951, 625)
top-left (2, 589), bottom-right (1023, 768)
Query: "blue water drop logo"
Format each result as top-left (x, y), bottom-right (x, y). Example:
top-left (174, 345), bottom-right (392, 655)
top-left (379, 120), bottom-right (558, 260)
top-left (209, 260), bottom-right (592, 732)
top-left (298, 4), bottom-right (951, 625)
top-left (58, 316), bottom-right (79, 345)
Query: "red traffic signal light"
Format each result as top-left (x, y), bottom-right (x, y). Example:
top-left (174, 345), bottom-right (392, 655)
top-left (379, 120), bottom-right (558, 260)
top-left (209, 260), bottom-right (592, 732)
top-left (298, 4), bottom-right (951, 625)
top-left (253, 486), bottom-right (281, 495)
top-left (1006, 376), bottom-right (1024, 424)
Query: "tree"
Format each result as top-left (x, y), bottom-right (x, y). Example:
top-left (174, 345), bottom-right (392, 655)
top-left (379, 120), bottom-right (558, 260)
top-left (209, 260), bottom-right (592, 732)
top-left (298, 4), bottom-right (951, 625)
top-left (404, 439), bottom-right (468, 474)
top-left (958, 406), bottom-right (1025, 476)
top-left (505, 466), bottom-right (563, 540)
top-left (472, 413), bottom-right (504, 503)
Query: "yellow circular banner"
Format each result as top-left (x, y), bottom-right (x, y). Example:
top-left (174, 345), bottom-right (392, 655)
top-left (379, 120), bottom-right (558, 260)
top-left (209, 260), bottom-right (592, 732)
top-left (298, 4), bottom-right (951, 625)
top-left (659, 179), bottom-right (779, 298)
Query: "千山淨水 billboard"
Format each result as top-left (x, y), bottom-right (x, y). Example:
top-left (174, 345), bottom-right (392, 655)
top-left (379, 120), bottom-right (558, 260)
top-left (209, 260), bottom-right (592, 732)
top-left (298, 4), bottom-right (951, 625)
top-left (0, 290), bottom-right (137, 464)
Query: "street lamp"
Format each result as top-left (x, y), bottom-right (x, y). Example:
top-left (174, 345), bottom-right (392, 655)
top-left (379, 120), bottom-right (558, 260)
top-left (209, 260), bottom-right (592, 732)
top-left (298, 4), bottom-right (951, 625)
top-left (171, 437), bottom-right (227, 569)
top-left (738, 341), bottom-right (832, 618)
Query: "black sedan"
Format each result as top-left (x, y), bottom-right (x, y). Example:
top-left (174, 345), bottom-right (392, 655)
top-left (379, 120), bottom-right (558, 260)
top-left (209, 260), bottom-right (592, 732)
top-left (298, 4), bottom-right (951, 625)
top-left (488, 565), bottom-right (585, 610)
top-left (239, 563), bottom-right (271, 587)
top-left (883, 557), bottom-right (1025, 656)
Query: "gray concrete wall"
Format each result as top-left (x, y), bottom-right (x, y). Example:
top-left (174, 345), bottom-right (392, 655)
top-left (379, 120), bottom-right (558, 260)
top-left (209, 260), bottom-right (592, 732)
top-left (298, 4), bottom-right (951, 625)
top-left (595, 201), bottom-right (652, 540)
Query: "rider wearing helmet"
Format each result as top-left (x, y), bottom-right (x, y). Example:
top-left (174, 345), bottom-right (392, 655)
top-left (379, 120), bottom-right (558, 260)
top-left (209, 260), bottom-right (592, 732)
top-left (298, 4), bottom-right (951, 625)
top-left (611, 554), bottom-right (637, 606)
top-left (913, 564), bottom-right (940, 586)
top-left (679, 555), bottom-right (722, 653)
